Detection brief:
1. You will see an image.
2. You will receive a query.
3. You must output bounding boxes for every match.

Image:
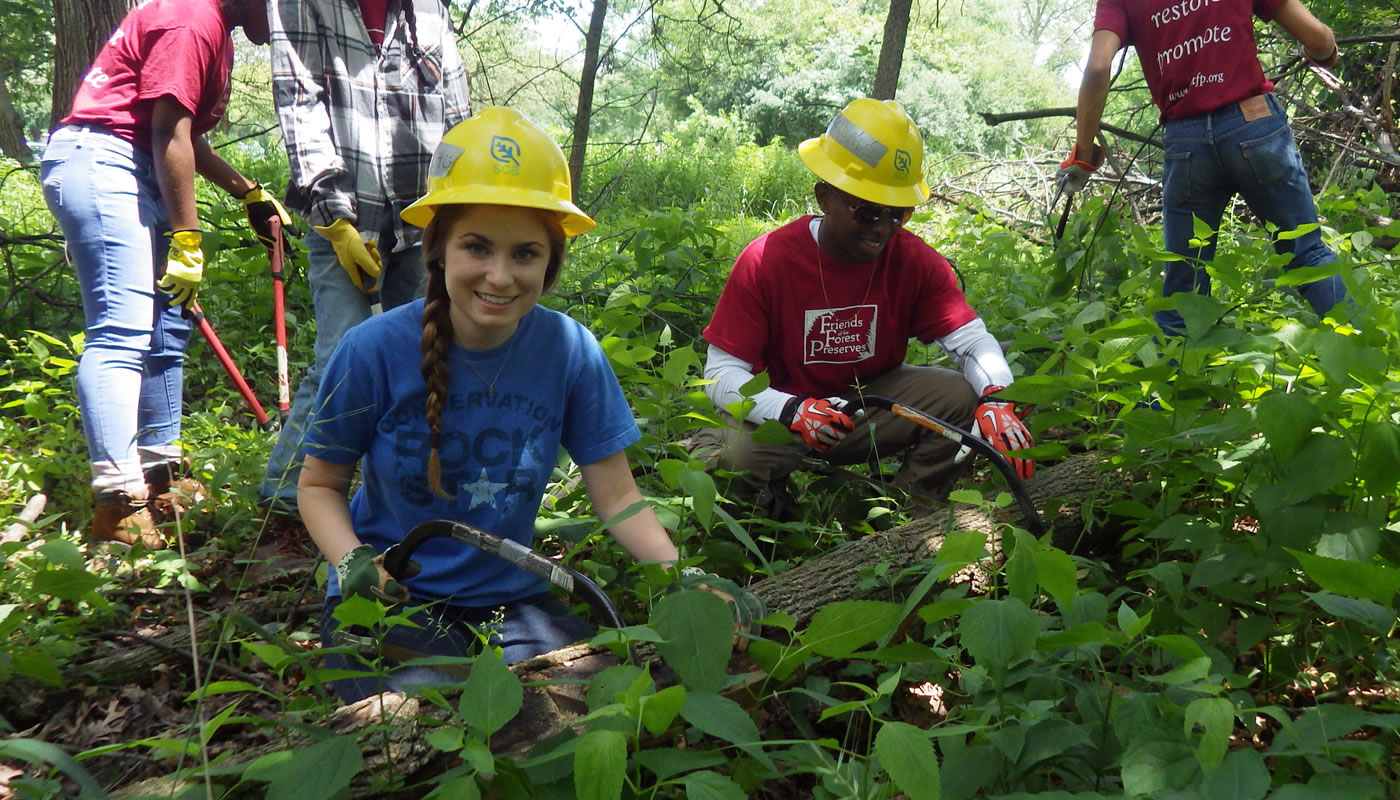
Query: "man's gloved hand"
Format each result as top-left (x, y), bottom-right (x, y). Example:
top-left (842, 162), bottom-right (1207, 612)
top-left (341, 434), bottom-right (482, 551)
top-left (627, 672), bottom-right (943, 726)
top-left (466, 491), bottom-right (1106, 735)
top-left (156, 230), bottom-right (205, 309)
top-left (973, 385), bottom-right (1035, 480)
top-left (313, 218), bottom-right (383, 292)
top-left (780, 396), bottom-right (855, 452)
top-left (240, 182), bottom-right (294, 250)
top-left (337, 544), bottom-right (413, 603)
top-left (1055, 143), bottom-right (1106, 195)
top-left (678, 566), bottom-right (766, 650)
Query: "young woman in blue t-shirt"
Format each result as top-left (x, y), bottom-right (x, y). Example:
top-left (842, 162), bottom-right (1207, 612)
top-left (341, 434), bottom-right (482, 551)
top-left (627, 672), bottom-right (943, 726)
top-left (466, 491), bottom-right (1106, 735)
top-left (297, 107), bottom-right (753, 702)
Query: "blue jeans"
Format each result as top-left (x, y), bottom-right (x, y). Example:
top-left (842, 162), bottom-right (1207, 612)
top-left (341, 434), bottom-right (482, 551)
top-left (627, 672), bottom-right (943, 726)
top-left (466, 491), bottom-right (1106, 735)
top-left (41, 127), bottom-right (192, 493)
top-left (259, 229), bottom-right (425, 508)
top-left (1155, 93), bottom-right (1345, 336)
top-left (319, 592), bottom-right (595, 702)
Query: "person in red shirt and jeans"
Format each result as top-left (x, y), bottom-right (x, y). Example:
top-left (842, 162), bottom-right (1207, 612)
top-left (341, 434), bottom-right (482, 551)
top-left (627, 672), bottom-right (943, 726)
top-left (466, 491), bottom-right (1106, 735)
top-left (41, 0), bottom-right (284, 549)
top-left (1060, 0), bottom-right (1347, 337)
top-left (691, 99), bottom-right (1034, 520)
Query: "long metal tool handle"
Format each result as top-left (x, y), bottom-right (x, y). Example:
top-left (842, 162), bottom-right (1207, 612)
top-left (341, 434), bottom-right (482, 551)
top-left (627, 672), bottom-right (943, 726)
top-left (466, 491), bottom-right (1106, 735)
top-left (848, 395), bottom-right (1047, 537)
top-left (382, 519), bottom-right (628, 630)
top-left (189, 301), bottom-right (277, 431)
top-left (1052, 173), bottom-right (1073, 241)
top-left (269, 215), bottom-right (291, 421)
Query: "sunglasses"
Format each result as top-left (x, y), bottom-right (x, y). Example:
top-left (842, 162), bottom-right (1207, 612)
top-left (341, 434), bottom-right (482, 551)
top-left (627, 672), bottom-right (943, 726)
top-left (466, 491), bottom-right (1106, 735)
top-left (822, 184), bottom-right (914, 227)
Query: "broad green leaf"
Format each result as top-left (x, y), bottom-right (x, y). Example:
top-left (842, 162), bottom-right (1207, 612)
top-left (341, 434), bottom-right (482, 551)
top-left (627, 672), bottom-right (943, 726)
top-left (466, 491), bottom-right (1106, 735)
top-left (917, 597), bottom-right (974, 624)
top-left (1004, 533), bottom-right (1036, 605)
top-left (1117, 602), bottom-right (1152, 639)
top-left (1287, 549), bottom-right (1400, 606)
top-left (1121, 739), bottom-right (1197, 798)
top-left (1358, 421), bottom-right (1400, 495)
top-left (875, 721), bottom-right (940, 800)
top-left (458, 650), bottom-right (523, 737)
top-left (1201, 747), bottom-right (1268, 800)
top-left (677, 466), bottom-right (716, 529)
top-left (574, 730), bottom-right (626, 800)
top-left (680, 691), bottom-right (772, 769)
top-left (738, 371), bottom-right (770, 396)
top-left (1037, 622), bottom-right (1112, 651)
top-left (1271, 772), bottom-right (1386, 800)
top-left (1174, 293), bottom-right (1226, 340)
top-left (1033, 547), bottom-right (1077, 611)
top-left (802, 600), bottom-right (904, 658)
top-left (1191, 214), bottom-right (1215, 240)
top-left (1305, 591), bottom-right (1394, 634)
top-left (1274, 222), bottom-right (1319, 241)
top-left (640, 685), bottom-right (687, 735)
top-left (636, 748), bottom-right (726, 782)
top-left (1184, 697), bottom-right (1232, 770)
top-left (1253, 434), bottom-right (1353, 509)
top-left (652, 590), bottom-right (732, 692)
top-left (32, 568), bottom-right (105, 601)
top-left (244, 736), bottom-right (364, 800)
top-left (1254, 391), bottom-right (1320, 464)
top-left (957, 598), bottom-right (1040, 678)
top-left (0, 738), bottom-right (109, 799)
top-left (1312, 331), bottom-right (1358, 384)
top-left (934, 530), bottom-right (988, 580)
top-left (682, 770), bottom-right (747, 800)
top-left (751, 419), bottom-right (796, 445)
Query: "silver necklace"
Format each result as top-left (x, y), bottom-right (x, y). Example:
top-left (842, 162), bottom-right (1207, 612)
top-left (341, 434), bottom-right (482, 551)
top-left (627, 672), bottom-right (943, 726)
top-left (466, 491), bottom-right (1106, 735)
top-left (462, 336), bottom-right (517, 397)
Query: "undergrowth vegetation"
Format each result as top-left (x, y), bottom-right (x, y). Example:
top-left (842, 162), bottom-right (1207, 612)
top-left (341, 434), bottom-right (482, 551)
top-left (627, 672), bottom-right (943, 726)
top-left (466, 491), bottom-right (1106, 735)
top-left (2, 75), bottom-right (1400, 800)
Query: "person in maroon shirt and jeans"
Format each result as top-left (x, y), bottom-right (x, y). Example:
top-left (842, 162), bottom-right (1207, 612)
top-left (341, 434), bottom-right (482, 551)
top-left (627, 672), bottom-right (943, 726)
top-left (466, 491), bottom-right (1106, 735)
top-left (1060, 0), bottom-right (1348, 337)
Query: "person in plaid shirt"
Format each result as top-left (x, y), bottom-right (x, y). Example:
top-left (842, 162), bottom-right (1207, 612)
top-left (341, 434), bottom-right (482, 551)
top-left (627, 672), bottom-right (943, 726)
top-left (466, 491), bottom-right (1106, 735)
top-left (261, 0), bottom-right (471, 517)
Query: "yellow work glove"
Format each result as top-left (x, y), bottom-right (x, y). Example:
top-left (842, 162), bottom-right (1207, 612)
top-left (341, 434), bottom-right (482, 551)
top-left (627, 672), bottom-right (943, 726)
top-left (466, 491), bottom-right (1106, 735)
top-left (156, 230), bottom-right (205, 310)
top-left (313, 218), bottom-right (382, 293)
top-left (240, 182), bottom-right (294, 250)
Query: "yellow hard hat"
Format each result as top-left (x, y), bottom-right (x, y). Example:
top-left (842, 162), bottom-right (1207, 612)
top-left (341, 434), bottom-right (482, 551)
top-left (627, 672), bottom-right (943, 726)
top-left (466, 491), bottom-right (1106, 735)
top-left (401, 106), bottom-right (595, 236)
top-left (798, 98), bottom-right (929, 208)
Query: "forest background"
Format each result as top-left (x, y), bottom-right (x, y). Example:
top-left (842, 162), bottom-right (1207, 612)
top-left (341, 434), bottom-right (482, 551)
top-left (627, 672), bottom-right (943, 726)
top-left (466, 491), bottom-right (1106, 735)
top-left (1, 0), bottom-right (1399, 798)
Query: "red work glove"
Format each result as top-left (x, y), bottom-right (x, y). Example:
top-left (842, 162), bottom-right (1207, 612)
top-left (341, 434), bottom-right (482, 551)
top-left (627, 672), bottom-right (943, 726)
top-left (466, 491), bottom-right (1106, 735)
top-left (780, 397), bottom-right (855, 452)
top-left (1055, 143), bottom-right (1105, 195)
top-left (974, 386), bottom-right (1034, 480)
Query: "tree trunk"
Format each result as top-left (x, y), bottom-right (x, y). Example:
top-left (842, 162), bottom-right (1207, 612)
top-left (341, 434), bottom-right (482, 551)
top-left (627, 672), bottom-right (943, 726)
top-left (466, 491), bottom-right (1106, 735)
top-left (0, 65), bottom-right (33, 163)
top-left (872, 0), bottom-right (913, 101)
top-left (107, 455), bottom-right (1116, 799)
top-left (49, 0), bottom-right (134, 129)
top-left (568, 0), bottom-right (609, 196)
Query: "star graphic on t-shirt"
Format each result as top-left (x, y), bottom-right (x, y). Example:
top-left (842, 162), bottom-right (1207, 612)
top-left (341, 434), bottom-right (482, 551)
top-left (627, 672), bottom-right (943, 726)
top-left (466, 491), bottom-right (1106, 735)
top-left (461, 468), bottom-right (507, 510)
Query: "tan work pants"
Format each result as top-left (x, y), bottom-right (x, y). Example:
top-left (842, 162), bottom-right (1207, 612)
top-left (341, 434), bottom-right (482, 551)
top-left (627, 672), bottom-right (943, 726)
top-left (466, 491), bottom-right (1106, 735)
top-left (689, 365), bottom-right (978, 518)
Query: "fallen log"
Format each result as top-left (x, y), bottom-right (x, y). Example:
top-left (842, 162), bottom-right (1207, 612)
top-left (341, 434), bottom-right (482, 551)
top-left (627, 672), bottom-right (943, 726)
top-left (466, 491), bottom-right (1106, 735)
top-left (107, 454), bottom-right (1115, 799)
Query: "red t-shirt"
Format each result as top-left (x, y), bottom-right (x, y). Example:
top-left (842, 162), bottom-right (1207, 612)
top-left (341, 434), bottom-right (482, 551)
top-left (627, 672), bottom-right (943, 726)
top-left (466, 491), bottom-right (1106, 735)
top-left (359, 0), bottom-right (389, 47)
top-left (60, 0), bottom-right (234, 147)
top-left (704, 216), bottom-right (978, 400)
top-left (1095, 0), bottom-right (1286, 120)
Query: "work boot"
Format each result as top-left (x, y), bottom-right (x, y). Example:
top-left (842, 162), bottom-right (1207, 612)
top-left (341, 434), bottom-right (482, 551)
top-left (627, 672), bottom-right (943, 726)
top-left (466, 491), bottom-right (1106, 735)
top-left (92, 489), bottom-right (164, 550)
top-left (145, 460), bottom-right (209, 526)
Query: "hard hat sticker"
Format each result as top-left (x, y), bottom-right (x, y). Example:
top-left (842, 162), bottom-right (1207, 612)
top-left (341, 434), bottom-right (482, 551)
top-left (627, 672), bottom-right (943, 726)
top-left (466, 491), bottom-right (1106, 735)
top-left (428, 141), bottom-right (464, 178)
top-left (827, 114), bottom-right (888, 169)
top-left (893, 149), bottom-right (911, 178)
top-left (491, 135), bottom-right (522, 175)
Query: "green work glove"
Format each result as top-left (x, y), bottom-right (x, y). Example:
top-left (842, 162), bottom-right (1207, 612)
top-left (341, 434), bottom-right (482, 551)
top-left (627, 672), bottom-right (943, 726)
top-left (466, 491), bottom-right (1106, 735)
top-left (313, 218), bottom-right (382, 292)
top-left (240, 182), bottom-right (294, 250)
top-left (156, 229), bottom-right (205, 309)
top-left (678, 566), bottom-right (766, 648)
top-left (336, 544), bottom-right (412, 604)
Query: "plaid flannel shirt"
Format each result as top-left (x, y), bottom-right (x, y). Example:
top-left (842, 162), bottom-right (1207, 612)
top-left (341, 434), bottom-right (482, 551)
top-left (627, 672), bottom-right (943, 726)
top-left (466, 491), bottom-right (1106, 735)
top-left (270, 0), bottom-right (471, 252)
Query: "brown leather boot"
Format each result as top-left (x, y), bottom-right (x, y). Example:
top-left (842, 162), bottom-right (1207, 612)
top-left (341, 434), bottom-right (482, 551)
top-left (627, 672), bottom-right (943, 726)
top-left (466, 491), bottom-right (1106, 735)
top-left (92, 489), bottom-right (164, 550)
top-left (144, 460), bottom-right (209, 526)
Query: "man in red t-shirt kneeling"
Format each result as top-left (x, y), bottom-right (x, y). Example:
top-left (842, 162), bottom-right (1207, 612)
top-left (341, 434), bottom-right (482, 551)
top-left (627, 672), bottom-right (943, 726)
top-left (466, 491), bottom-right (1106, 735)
top-left (690, 99), bottom-right (1034, 520)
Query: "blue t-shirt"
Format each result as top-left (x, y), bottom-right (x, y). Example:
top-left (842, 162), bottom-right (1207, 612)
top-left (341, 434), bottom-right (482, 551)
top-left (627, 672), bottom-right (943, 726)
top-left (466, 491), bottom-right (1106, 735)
top-left (304, 299), bottom-right (640, 606)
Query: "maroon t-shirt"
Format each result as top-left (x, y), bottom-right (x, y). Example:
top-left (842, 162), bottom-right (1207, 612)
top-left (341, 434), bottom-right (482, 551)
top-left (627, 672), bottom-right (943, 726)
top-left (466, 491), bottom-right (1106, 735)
top-left (60, 0), bottom-right (233, 147)
top-left (1095, 0), bottom-right (1286, 120)
top-left (704, 216), bottom-right (978, 400)
top-left (359, 0), bottom-right (389, 47)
